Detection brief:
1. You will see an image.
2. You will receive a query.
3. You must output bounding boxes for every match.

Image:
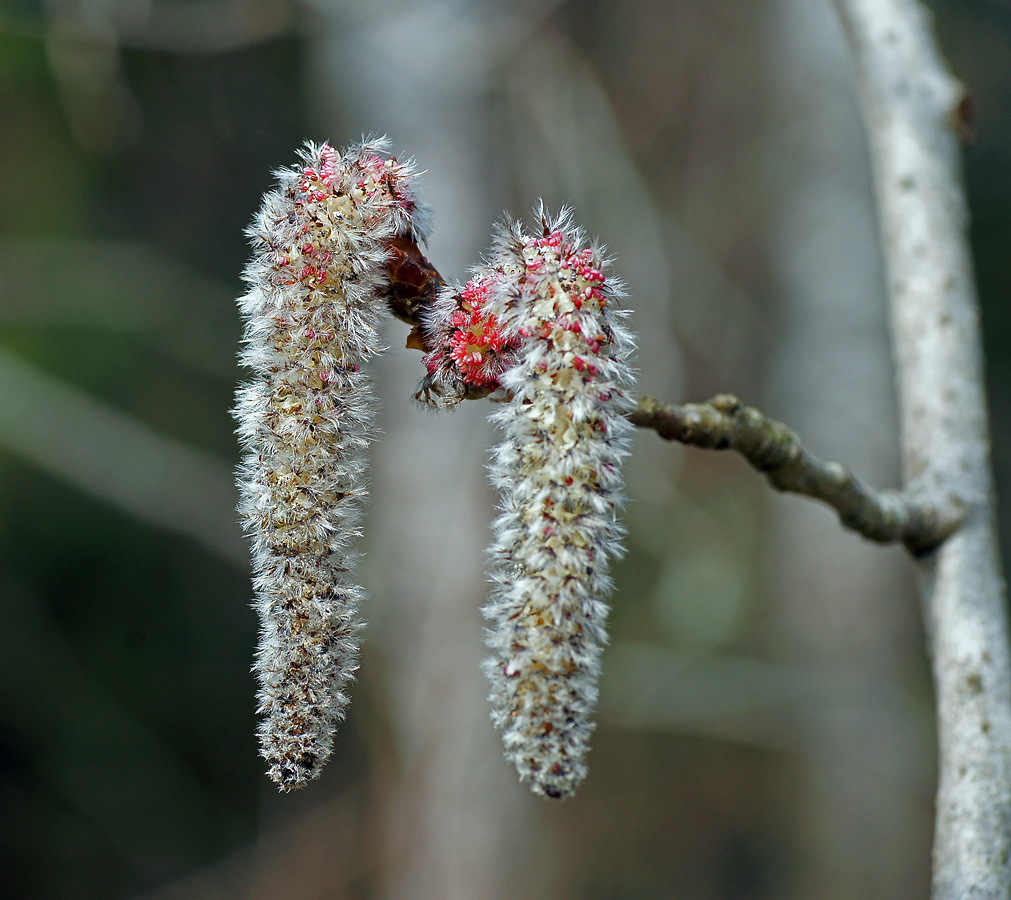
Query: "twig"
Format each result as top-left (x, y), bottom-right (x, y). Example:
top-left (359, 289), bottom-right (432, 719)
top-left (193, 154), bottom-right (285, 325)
top-left (832, 1), bottom-right (1011, 898)
top-left (630, 394), bottom-right (960, 554)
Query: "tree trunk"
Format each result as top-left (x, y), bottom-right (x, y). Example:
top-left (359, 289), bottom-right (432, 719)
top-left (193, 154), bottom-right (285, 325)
top-left (833, 1), bottom-right (1011, 896)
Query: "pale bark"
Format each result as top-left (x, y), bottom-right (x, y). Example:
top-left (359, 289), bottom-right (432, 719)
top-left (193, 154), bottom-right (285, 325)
top-left (832, 1), bottom-right (1011, 896)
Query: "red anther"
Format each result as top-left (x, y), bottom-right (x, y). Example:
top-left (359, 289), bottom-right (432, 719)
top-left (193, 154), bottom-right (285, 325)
top-left (587, 363), bottom-right (598, 377)
top-left (304, 328), bottom-right (316, 340)
top-left (572, 356), bottom-right (585, 373)
top-left (319, 145), bottom-right (338, 183)
top-left (573, 295), bottom-right (583, 310)
top-left (461, 276), bottom-right (492, 306)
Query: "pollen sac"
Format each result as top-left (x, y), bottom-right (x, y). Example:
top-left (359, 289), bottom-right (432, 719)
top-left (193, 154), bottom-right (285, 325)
top-left (234, 139), bottom-right (428, 790)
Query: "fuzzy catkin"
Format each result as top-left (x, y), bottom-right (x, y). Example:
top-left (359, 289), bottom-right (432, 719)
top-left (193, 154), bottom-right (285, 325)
top-left (421, 210), bottom-right (635, 797)
top-left (487, 217), bottom-right (634, 798)
top-left (234, 139), bottom-right (427, 790)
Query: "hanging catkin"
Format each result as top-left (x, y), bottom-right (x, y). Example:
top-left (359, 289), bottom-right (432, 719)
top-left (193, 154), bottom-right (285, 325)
top-left (234, 139), bottom-right (427, 789)
top-left (419, 208), bottom-right (635, 797)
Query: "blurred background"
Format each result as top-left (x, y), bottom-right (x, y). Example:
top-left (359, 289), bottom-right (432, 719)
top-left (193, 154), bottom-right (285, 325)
top-left (0, 0), bottom-right (1008, 897)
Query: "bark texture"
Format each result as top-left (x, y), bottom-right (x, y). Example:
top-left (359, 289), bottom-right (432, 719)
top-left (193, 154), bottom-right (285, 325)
top-left (833, 1), bottom-right (1011, 896)
top-left (631, 394), bottom-right (959, 552)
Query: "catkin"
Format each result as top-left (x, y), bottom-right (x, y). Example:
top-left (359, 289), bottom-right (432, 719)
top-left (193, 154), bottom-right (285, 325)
top-left (234, 139), bottom-right (427, 789)
top-left (419, 209), bottom-right (635, 797)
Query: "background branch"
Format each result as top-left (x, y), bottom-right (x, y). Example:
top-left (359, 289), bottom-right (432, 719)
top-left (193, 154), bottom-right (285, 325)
top-left (831, 1), bottom-right (1011, 897)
